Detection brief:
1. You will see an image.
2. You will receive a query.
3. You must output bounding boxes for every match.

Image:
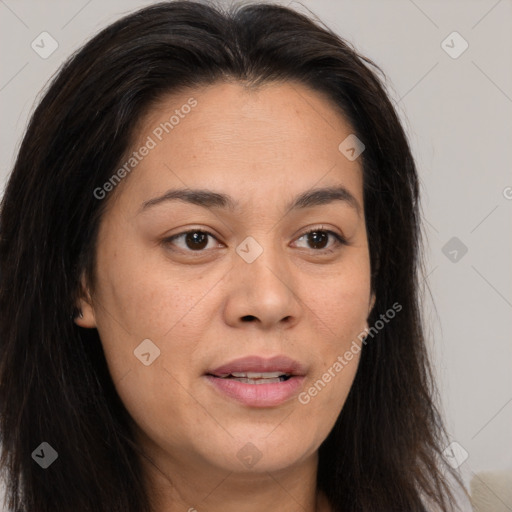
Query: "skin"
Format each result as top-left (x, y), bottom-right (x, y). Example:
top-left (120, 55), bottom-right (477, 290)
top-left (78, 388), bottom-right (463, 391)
top-left (76, 81), bottom-right (375, 512)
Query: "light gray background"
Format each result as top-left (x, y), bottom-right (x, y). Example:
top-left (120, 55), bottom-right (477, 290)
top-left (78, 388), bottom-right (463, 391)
top-left (1, 1), bottom-right (511, 510)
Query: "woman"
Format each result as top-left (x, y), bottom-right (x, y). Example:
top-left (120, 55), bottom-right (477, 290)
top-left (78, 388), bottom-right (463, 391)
top-left (0, 1), bottom-right (468, 511)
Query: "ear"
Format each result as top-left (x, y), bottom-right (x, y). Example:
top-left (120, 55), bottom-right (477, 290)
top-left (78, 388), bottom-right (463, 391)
top-left (73, 273), bottom-right (97, 329)
top-left (368, 291), bottom-right (376, 315)
top-left (361, 292), bottom-right (376, 336)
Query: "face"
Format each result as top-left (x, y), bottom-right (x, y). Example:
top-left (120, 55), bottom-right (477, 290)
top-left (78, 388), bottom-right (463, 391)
top-left (77, 81), bottom-right (375, 477)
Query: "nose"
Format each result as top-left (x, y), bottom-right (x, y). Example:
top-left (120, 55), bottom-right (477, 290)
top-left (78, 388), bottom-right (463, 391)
top-left (222, 237), bottom-right (302, 331)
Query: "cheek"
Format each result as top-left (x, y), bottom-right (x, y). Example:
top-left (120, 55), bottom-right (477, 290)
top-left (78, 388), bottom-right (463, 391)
top-left (298, 353), bottom-right (360, 433)
top-left (297, 260), bottom-right (370, 405)
top-left (94, 241), bottom-right (206, 338)
top-left (303, 262), bottom-right (371, 341)
top-left (113, 361), bottom-right (201, 447)
top-left (92, 272), bottom-right (209, 443)
top-left (298, 278), bottom-right (367, 419)
top-left (94, 280), bottom-right (208, 392)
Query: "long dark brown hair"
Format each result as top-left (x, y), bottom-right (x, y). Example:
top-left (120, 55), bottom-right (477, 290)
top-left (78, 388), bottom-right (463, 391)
top-left (0, 1), bottom-right (468, 510)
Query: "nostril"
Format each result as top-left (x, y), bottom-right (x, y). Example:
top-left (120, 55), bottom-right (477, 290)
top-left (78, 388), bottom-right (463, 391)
top-left (242, 315), bottom-right (257, 322)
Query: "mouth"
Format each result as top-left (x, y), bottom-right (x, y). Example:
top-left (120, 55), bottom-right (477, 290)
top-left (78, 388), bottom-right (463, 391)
top-left (209, 371), bottom-right (292, 384)
top-left (204, 355), bottom-right (307, 407)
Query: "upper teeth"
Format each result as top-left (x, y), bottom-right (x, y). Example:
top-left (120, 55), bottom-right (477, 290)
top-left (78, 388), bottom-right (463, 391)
top-left (227, 372), bottom-right (288, 378)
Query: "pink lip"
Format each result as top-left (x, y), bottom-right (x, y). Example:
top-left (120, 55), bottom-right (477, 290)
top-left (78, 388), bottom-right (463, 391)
top-left (205, 375), bottom-right (306, 407)
top-left (207, 355), bottom-right (307, 377)
top-left (204, 355), bottom-right (307, 408)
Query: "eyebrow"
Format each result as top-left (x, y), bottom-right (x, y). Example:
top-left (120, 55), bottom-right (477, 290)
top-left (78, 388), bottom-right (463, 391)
top-left (139, 185), bottom-right (361, 217)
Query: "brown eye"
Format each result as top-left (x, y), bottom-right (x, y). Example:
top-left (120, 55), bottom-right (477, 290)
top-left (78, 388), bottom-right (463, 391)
top-left (304, 230), bottom-right (329, 250)
top-left (164, 230), bottom-right (220, 252)
top-left (294, 227), bottom-right (347, 252)
top-left (183, 231), bottom-right (209, 250)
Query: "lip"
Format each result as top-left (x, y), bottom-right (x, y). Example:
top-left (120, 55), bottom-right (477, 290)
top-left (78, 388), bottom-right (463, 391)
top-left (207, 355), bottom-right (307, 377)
top-left (204, 355), bottom-right (307, 408)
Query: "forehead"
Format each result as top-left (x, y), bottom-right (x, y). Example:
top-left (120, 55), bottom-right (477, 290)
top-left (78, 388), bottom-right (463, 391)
top-left (115, 80), bottom-right (364, 213)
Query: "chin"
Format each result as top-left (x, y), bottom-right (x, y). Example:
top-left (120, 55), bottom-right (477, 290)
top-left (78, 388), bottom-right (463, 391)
top-left (196, 426), bottom-right (320, 474)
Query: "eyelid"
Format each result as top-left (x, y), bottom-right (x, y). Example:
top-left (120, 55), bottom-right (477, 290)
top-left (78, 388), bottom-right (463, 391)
top-left (162, 225), bottom-right (348, 254)
top-left (163, 227), bottom-right (223, 254)
top-left (292, 225), bottom-right (348, 252)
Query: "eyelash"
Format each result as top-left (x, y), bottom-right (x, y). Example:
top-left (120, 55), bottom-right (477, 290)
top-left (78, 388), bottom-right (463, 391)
top-left (162, 226), bottom-right (348, 255)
